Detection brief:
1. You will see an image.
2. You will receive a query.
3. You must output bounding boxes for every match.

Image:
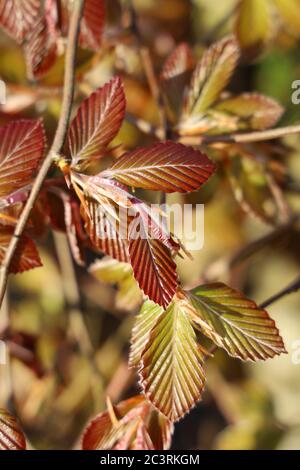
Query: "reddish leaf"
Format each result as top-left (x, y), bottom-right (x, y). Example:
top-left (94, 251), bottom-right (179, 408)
top-left (0, 409), bottom-right (26, 450)
top-left (0, 120), bottom-right (46, 202)
top-left (0, 225), bottom-right (42, 274)
top-left (82, 395), bottom-right (173, 450)
top-left (161, 42), bottom-right (194, 81)
top-left (128, 214), bottom-right (178, 308)
top-left (68, 77), bottom-right (126, 166)
top-left (0, 0), bottom-right (40, 43)
top-left (24, 15), bottom-right (57, 80)
top-left (79, 0), bottom-right (105, 51)
top-left (101, 141), bottom-right (216, 193)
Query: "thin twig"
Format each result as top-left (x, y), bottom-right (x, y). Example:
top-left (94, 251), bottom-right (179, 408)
top-left (179, 123), bottom-right (300, 145)
top-left (260, 275), bottom-right (300, 308)
top-left (0, 0), bottom-right (85, 308)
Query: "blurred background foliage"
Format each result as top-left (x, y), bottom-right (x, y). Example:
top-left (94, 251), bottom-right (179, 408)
top-left (1, 0), bottom-right (300, 450)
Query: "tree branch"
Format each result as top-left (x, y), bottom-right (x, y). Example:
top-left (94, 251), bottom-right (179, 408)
top-left (260, 275), bottom-right (300, 308)
top-left (0, 0), bottom-right (85, 308)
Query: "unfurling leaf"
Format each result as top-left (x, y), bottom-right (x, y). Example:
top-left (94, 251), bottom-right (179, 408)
top-left (215, 93), bottom-right (284, 130)
top-left (0, 225), bottom-right (42, 274)
top-left (68, 77), bottom-right (125, 167)
top-left (82, 395), bottom-right (173, 450)
top-left (0, 0), bottom-right (40, 43)
top-left (101, 141), bottom-right (216, 193)
top-left (79, 0), bottom-right (105, 51)
top-left (187, 283), bottom-right (286, 361)
top-left (0, 120), bottom-right (46, 203)
top-left (129, 300), bottom-right (163, 368)
top-left (235, 0), bottom-right (272, 59)
top-left (128, 215), bottom-right (178, 308)
top-left (24, 15), bottom-right (57, 80)
top-left (275, 0), bottom-right (300, 38)
top-left (89, 257), bottom-right (143, 312)
top-left (140, 296), bottom-right (206, 422)
top-left (184, 36), bottom-right (240, 117)
top-left (0, 409), bottom-right (26, 450)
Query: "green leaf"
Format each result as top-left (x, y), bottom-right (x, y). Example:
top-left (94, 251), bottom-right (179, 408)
top-left (129, 300), bottom-right (164, 368)
top-left (186, 283), bottom-right (286, 361)
top-left (140, 296), bottom-right (206, 422)
top-left (235, 0), bottom-right (272, 59)
top-left (184, 36), bottom-right (239, 117)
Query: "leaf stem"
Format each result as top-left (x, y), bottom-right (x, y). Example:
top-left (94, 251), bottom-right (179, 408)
top-left (0, 0), bottom-right (85, 308)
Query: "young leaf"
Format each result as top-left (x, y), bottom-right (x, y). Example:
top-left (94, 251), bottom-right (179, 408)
top-left (161, 42), bottom-right (194, 81)
top-left (68, 77), bottom-right (126, 166)
top-left (128, 215), bottom-right (178, 308)
top-left (235, 0), bottom-right (272, 58)
top-left (101, 141), bottom-right (216, 193)
top-left (184, 36), bottom-right (240, 117)
top-left (129, 300), bottom-right (164, 368)
top-left (89, 257), bottom-right (142, 312)
top-left (0, 225), bottom-right (42, 274)
top-left (82, 395), bottom-right (173, 450)
top-left (215, 93), bottom-right (284, 130)
top-left (24, 15), bottom-right (57, 80)
top-left (140, 297), bottom-right (206, 422)
top-left (0, 0), bottom-right (40, 43)
top-left (186, 283), bottom-right (286, 361)
top-left (79, 0), bottom-right (105, 51)
top-left (275, 0), bottom-right (300, 38)
top-left (0, 409), bottom-right (26, 450)
top-left (0, 120), bottom-right (46, 202)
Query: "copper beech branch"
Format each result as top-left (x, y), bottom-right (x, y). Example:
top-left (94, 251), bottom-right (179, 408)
top-left (0, 0), bottom-right (85, 307)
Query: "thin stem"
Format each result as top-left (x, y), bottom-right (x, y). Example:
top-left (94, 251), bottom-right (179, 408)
top-left (260, 275), bottom-right (300, 308)
top-left (0, 0), bottom-right (85, 308)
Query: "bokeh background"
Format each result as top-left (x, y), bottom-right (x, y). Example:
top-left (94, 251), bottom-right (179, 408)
top-left (1, 0), bottom-right (300, 450)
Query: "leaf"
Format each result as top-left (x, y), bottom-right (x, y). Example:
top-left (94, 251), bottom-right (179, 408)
top-left (0, 225), bottom-right (42, 274)
top-left (275, 0), bottom-right (300, 38)
top-left (82, 395), bottom-right (173, 450)
top-left (129, 300), bottom-right (164, 368)
top-left (214, 93), bottom-right (284, 130)
top-left (24, 15), bottom-right (57, 80)
top-left (0, 409), bottom-right (26, 450)
top-left (235, 0), bottom-right (272, 59)
top-left (128, 214), bottom-right (178, 308)
top-left (89, 257), bottom-right (143, 312)
top-left (101, 141), bottom-right (216, 193)
top-left (140, 296), bottom-right (206, 422)
top-left (228, 152), bottom-right (279, 224)
top-left (68, 77), bottom-right (126, 166)
top-left (184, 36), bottom-right (240, 117)
top-left (0, 120), bottom-right (46, 202)
top-left (0, 0), bottom-right (40, 43)
top-left (79, 0), bottom-right (105, 51)
top-left (186, 283), bottom-right (286, 361)
top-left (160, 43), bottom-right (195, 119)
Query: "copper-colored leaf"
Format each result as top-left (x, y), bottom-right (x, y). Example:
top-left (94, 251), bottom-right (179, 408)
top-left (82, 395), bottom-right (173, 450)
top-left (68, 77), bottom-right (125, 166)
top-left (128, 214), bottom-right (178, 308)
top-left (0, 409), bottom-right (26, 450)
top-left (0, 225), bottom-right (42, 274)
top-left (187, 283), bottom-right (286, 361)
top-left (0, 120), bottom-right (46, 202)
top-left (24, 15), bottom-right (57, 80)
top-left (79, 0), bottom-right (105, 51)
top-left (184, 36), bottom-right (240, 117)
top-left (140, 297), bottom-right (206, 422)
top-left (161, 42), bottom-right (194, 81)
top-left (101, 141), bottom-right (216, 193)
top-left (0, 0), bottom-right (40, 43)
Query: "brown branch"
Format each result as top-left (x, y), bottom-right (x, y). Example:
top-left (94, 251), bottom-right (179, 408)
top-left (179, 124), bottom-right (300, 145)
top-left (260, 275), bottom-right (300, 308)
top-left (0, 0), bottom-right (85, 308)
